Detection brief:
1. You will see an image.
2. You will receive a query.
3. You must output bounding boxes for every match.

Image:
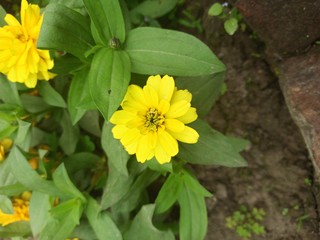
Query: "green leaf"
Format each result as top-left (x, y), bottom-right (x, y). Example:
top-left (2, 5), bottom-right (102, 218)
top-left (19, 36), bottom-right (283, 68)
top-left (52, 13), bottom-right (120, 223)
top-left (130, 0), bottom-right (177, 23)
top-left (100, 161), bottom-right (133, 210)
top-left (125, 27), bottom-right (225, 76)
top-left (0, 183), bottom-right (28, 196)
top-left (155, 173), bottom-right (182, 214)
top-left (78, 110), bottom-right (101, 137)
top-left (181, 170), bottom-right (212, 198)
top-left (100, 122), bottom-right (132, 209)
top-left (8, 147), bottom-right (66, 198)
top-left (0, 5), bottom-right (6, 27)
top-left (15, 119), bottom-right (31, 151)
top-left (113, 169), bottom-right (160, 213)
top-left (147, 158), bottom-right (172, 173)
top-left (126, 204), bottom-right (175, 240)
top-left (38, 3), bottom-right (94, 61)
top-left (29, 191), bottom-right (51, 237)
top-left (38, 81), bottom-right (67, 108)
top-left (68, 67), bottom-right (92, 125)
top-left (178, 119), bottom-right (247, 167)
top-left (0, 74), bottom-right (22, 106)
top-left (0, 221), bottom-right (31, 238)
top-left (64, 152), bottom-right (101, 174)
top-left (49, 0), bottom-right (85, 9)
top-left (39, 198), bottom-right (83, 240)
top-left (208, 3), bottom-right (223, 16)
top-left (88, 48), bottom-right (131, 120)
top-left (83, 0), bottom-right (125, 45)
top-left (59, 110), bottom-right (80, 155)
top-left (85, 197), bottom-right (122, 240)
top-left (226, 136), bottom-right (250, 152)
top-left (71, 222), bottom-right (98, 240)
top-left (102, 121), bottom-right (130, 176)
top-left (0, 154), bottom-right (16, 187)
top-left (178, 180), bottom-right (208, 240)
top-left (52, 163), bottom-right (85, 201)
top-left (176, 72), bottom-right (225, 117)
top-left (224, 17), bottom-right (239, 35)
top-left (20, 94), bottom-right (50, 113)
top-left (51, 53), bottom-right (83, 75)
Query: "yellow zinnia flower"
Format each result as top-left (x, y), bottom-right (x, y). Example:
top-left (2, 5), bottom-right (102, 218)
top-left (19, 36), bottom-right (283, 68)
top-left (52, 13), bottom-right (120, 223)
top-left (0, 0), bottom-right (55, 88)
top-left (110, 75), bottom-right (199, 164)
top-left (0, 138), bottom-right (13, 162)
top-left (0, 191), bottom-right (31, 226)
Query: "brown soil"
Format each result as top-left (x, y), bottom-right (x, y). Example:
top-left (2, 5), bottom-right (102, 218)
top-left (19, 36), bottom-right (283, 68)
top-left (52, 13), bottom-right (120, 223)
top-left (178, 1), bottom-right (320, 239)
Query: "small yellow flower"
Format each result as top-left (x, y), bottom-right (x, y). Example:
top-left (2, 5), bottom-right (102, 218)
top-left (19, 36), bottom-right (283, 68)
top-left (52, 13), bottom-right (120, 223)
top-left (0, 191), bottom-right (31, 226)
top-left (110, 75), bottom-right (199, 164)
top-left (0, 0), bottom-right (55, 88)
top-left (0, 138), bottom-right (13, 162)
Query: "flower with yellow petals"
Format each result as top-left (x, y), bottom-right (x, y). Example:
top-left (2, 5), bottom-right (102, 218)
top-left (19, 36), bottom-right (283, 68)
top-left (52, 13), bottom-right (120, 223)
top-left (0, 138), bottom-right (13, 162)
top-left (0, 191), bottom-right (31, 226)
top-left (110, 75), bottom-right (199, 164)
top-left (0, 0), bottom-right (55, 88)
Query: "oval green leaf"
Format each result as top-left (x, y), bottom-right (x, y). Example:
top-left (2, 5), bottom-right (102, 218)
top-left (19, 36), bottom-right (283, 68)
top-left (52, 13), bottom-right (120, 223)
top-left (125, 27), bottom-right (226, 76)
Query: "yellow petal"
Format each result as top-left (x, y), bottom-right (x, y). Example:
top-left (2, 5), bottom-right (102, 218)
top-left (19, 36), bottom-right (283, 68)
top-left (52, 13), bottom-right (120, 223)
top-left (171, 89), bottom-right (192, 104)
top-left (147, 75), bottom-right (175, 101)
top-left (123, 85), bottom-right (147, 107)
top-left (158, 130), bottom-right (178, 157)
top-left (177, 107), bottom-right (198, 124)
top-left (165, 100), bottom-right (190, 119)
top-left (127, 116), bottom-right (144, 129)
top-left (112, 125), bottom-right (128, 139)
top-left (20, 0), bottom-right (28, 26)
top-left (125, 141), bottom-right (138, 155)
top-left (146, 75), bottom-right (162, 91)
top-left (110, 110), bottom-right (135, 125)
top-left (120, 128), bottom-right (141, 146)
top-left (24, 74), bottom-right (37, 88)
top-left (143, 84), bottom-right (159, 107)
top-left (136, 134), bottom-right (153, 163)
top-left (0, 146), bottom-right (5, 162)
top-left (154, 144), bottom-right (171, 164)
top-left (169, 126), bottom-right (199, 143)
top-left (159, 75), bottom-right (175, 101)
top-left (157, 100), bottom-right (170, 115)
top-left (165, 119), bottom-right (185, 132)
top-left (4, 14), bottom-right (21, 27)
top-left (1, 138), bottom-right (13, 151)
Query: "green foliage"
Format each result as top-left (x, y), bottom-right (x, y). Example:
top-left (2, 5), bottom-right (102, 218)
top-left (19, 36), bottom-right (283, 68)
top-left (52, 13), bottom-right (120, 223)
top-left (208, 2), bottom-right (244, 36)
top-left (125, 27), bottom-right (225, 76)
top-left (0, 0), bottom-right (249, 239)
top-left (226, 205), bottom-right (266, 240)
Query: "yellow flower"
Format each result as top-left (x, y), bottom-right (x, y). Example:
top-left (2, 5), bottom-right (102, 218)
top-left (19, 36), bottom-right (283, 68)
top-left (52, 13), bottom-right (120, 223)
top-left (0, 138), bottom-right (13, 162)
top-left (110, 75), bottom-right (199, 164)
top-left (0, 0), bottom-right (55, 88)
top-left (0, 191), bottom-right (31, 226)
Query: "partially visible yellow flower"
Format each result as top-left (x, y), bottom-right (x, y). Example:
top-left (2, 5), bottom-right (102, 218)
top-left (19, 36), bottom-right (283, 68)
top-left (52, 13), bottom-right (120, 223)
top-left (0, 0), bottom-right (55, 88)
top-left (0, 138), bottom-right (13, 162)
top-left (28, 157), bottom-right (39, 169)
top-left (110, 75), bottom-right (199, 164)
top-left (0, 191), bottom-right (31, 226)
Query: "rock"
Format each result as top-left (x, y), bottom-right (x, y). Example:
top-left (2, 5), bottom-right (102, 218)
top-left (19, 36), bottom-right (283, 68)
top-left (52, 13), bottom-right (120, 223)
top-left (235, 0), bottom-right (320, 54)
top-left (279, 47), bottom-right (320, 179)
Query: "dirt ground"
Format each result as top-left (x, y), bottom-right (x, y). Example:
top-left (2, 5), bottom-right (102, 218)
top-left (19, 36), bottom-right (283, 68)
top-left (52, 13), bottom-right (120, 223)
top-left (176, 1), bottom-right (320, 239)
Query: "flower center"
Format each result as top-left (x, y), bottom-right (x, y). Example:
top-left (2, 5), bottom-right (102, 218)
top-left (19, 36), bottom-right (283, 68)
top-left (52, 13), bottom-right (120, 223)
top-left (17, 34), bottom-right (27, 42)
top-left (144, 108), bottom-right (164, 132)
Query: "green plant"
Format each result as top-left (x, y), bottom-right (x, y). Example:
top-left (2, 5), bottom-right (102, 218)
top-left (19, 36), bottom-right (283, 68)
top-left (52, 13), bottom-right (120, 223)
top-left (208, 2), bottom-right (244, 35)
top-left (177, 8), bottom-right (203, 33)
top-left (0, 0), bottom-right (249, 239)
top-left (226, 205), bottom-right (266, 239)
